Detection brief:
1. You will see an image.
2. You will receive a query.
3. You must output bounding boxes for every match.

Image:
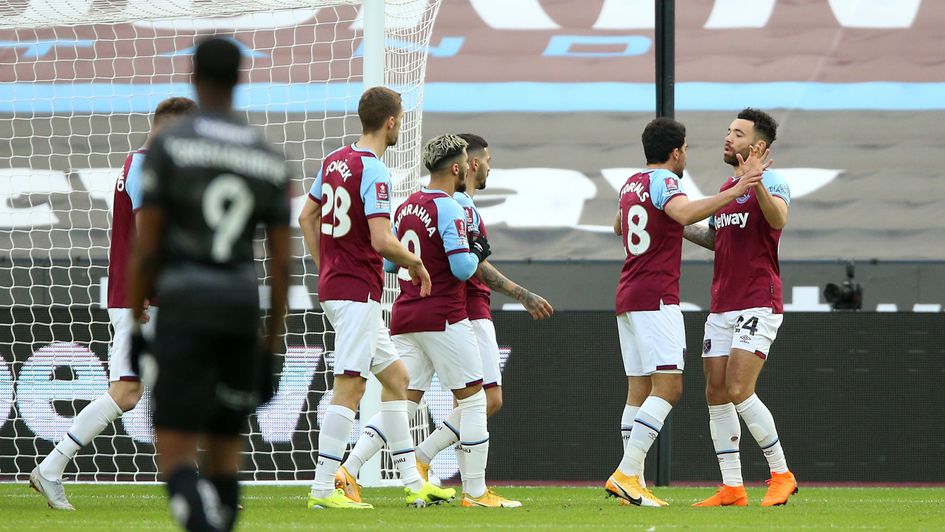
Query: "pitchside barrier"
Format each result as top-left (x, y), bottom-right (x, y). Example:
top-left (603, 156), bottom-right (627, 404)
top-left (1, 308), bottom-right (942, 484)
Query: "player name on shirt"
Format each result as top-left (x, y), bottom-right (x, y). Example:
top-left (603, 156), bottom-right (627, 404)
top-left (162, 137), bottom-right (289, 184)
top-left (325, 159), bottom-right (352, 180)
top-left (620, 180), bottom-right (650, 203)
top-left (395, 203), bottom-right (436, 237)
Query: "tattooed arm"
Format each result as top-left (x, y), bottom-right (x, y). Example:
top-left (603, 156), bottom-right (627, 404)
top-left (683, 224), bottom-right (716, 251)
top-left (477, 260), bottom-right (554, 320)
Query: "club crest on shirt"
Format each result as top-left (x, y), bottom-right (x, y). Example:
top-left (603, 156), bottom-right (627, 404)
top-left (664, 177), bottom-right (679, 191)
top-left (735, 191), bottom-right (752, 204)
top-left (375, 182), bottom-right (389, 201)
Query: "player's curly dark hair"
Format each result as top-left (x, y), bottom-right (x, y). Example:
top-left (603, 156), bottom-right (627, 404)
top-left (737, 107), bottom-right (777, 146)
top-left (642, 117), bottom-right (686, 164)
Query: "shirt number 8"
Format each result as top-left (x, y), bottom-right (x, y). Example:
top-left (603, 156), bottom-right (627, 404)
top-left (624, 204), bottom-right (651, 256)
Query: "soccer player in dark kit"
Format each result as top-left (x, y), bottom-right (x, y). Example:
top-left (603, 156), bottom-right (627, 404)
top-left (128, 37), bottom-right (291, 531)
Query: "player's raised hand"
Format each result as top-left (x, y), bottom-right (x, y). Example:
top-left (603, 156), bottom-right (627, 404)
top-left (736, 145), bottom-right (772, 179)
top-left (408, 262), bottom-right (432, 297)
top-left (733, 146), bottom-right (770, 194)
top-left (522, 291), bottom-right (554, 320)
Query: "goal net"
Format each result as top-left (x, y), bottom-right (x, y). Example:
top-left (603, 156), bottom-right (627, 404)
top-left (0, 0), bottom-right (443, 484)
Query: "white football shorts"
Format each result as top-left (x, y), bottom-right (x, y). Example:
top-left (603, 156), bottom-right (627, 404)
top-left (322, 299), bottom-right (399, 378)
top-left (471, 318), bottom-right (502, 388)
top-left (617, 302), bottom-right (686, 376)
top-left (702, 307), bottom-right (783, 359)
top-left (107, 307), bottom-right (157, 382)
top-left (393, 319), bottom-right (484, 392)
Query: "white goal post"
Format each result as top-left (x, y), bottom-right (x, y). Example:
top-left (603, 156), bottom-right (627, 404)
top-left (0, 0), bottom-right (443, 486)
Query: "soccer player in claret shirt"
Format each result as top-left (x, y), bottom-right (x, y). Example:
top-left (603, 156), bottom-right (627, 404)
top-left (127, 37), bottom-right (291, 532)
top-left (29, 96), bottom-right (195, 511)
top-left (298, 87), bottom-right (452, 509)
top-left (411, 133), bottom-right (553, 488)
top-left (388, 134), bottom-right (519, 508)
top-left (685, 108), bottom-right (798, 507)
top-left (605, 117), bottom-right (763, 507)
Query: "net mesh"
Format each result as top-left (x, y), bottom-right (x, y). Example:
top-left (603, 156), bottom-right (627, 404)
top-left (0, 0), bottom-right (442, 482)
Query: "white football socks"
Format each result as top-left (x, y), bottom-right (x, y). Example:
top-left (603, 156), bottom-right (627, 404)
top-left (342, 421), bottom-right (384, 479)
top-left (381, 401), bottom-right (423, 491)
top-left (311, 405), bottom-right (355, 498)
top-left (620, 404), bottom-right (638, 450)
top-left (618, 396), bottom-right (672, 477)
top-left (416, 407), bottom-right (461, 465)
top-left (454, 442), bottom-right (467, 494)
top-left (457, 390), bottom-right (489, 498)
top-left (735, 394), bottom-right (788, 474)
top-left (709, 402), bottom-right (743, 486)
top-left (620, 404), bottom-right (643, 485)
top-left (40, 393), bottom-right (123, 480)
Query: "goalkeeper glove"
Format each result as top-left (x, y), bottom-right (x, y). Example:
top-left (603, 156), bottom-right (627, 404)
top-left (469, 233), bottom-right (492, 263)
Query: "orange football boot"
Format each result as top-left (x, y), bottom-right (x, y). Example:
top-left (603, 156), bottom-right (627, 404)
top-left (761, 471), bottom-right (798, 507)
top-left (334, 466), bottom-right (362, 503)
top-left (692, 484), bottom-right (749, 507)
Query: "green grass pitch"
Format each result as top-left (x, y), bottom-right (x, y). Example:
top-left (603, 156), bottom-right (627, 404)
top-left (3, 484), bottom-right (944, 530)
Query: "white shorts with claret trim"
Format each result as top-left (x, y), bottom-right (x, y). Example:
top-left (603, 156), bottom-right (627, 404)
top-left (471, 318), bottom-right (502, 388)
top-left (107, 307), bottom-right (157, 382)
top-left (617, 302), bottom-right (686, 376)
top-left (702, 307), bottom-right (783, 359)
top-left (393, 319), bottom-right (484, 392)
top-left (322, 299), bottom-right (399, 379)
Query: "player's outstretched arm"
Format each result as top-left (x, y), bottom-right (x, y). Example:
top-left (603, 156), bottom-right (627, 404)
top-left (367, 217), bottom-right (431, 296)
top-left (476, 261), bottom-right (554, 320)
top-left (683, 223), bottom-right (716, 251)
top-left (664, 171), bottom-right (766, 226)
top-left (298, 198), bottom-right (322, 270)
top-left (665, 155), bottom-right (768, 226)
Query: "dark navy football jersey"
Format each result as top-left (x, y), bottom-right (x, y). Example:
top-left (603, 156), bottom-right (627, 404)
top-left (140, 110), bottom-right (291, 329)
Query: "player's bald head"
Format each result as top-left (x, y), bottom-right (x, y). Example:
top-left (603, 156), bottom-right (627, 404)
top-left (423, 134), bottom-right (468, 173)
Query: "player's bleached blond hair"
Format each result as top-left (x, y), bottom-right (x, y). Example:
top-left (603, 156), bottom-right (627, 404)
top-left (423, 134), bottom-right (468, 172)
